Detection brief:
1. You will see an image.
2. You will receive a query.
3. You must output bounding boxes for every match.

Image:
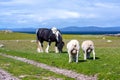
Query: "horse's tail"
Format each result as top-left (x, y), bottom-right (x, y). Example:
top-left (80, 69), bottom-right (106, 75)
top-left (36, 28), bottom-right (39, 41)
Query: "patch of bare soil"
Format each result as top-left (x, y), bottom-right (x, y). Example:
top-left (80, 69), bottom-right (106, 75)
top-left (0, 69), bottom-right (20, 80)
top-left (0, 53), bottom-right (97, 80)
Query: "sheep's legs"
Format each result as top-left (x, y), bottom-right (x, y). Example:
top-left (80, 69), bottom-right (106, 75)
top-left (76, 51), bottom-right (79, 63)
top-left (68, 52), bottom-right (72, 63)
top-left (84, 51), bottom-right (87, 60)
top-left (92, 49), bottom-right (95, 60)
top-left (87, 52), bottom-right (90, 59)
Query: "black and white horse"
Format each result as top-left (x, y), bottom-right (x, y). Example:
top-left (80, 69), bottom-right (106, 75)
top-left (36, 27), bottom-right (64, 53)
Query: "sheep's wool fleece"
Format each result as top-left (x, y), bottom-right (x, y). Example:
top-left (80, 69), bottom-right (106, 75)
top-left (67, 40), bottom-right (80, 52)
top-left (81, 40), bottom-right (94, 50)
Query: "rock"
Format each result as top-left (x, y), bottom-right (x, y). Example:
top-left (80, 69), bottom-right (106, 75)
top-left (102, 37), bottom-right (106, 40)
top-left (31, 40), bottom-right (36, 43)
top-left (0, 44), bottom-right (4, 48)
top-left (107, 40), bottom-right (112, 43)
top-left (1, 30), bottom-right (13, 33)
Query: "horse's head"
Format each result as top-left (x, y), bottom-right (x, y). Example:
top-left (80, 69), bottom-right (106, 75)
top-left (51, 27), bottom-right (64, 53)
top-left (57, 41), bottom-right (64, 53)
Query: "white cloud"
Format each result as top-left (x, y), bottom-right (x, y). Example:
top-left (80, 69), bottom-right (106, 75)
top-left (0, 0), bottom-right (38, 5)
top-left (15, 9), bottom-right (81, 22)
top-left (0, 12), bottom-right (12, 16)
top-left (17, 20), bottom-right (28, 24)
top-left (0, 8), bottom-right (99, 24)
top-left (0, 0), bottom-right (120, 28)
top-left (0, 10), bottom-right (24, 16)
top-left (94, 2), bottom-right (119, 8)
top-left (80, 13), bottom-right (98, 19)
top-left (45, 9), bottom-right (80, 19)
top-left (59, 10), bottom-right (80, 19)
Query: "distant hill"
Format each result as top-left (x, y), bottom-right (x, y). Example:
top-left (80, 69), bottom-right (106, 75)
top-left (0, 26), bottom-right (120, 34)
top-left (13, 28), bottom-right (37, 32)
top-left (60, 26), bottom-right (120, 32)
top-left (60, 26), bottom-right (120, 34)
top-left (0, 28), bottom-right (37, 33)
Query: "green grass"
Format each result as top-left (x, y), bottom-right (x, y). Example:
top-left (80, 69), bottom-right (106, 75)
top-left (0, 32), bottom-right (35, 40)
top-left (0, 32), bottom-right (120, 80)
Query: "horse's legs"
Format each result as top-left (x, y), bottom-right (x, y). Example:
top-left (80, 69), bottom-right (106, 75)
top-left (45, 42), bottom-right (51, 53)
top-left (37, 40), bottom-right (43, 53)
top-left (40, 41), bottom-right (44, 52)
top-left (37, 40), bottom-right (41, 52)
top-left (55, 47), bottom-right (59, 53)
top-left (55, 42), bottom-right (59, 53)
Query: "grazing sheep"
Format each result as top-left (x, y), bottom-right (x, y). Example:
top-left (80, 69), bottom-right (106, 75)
top-left (67, 40), bottom-right (80, 63)
top-left (81, 40), bottom-right (95, 60)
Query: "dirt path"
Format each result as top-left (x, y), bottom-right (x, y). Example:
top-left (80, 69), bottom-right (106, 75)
top-left (0, 68), bottom-right (20, 80)
top-left (0, 53), bottom-right (97, 80)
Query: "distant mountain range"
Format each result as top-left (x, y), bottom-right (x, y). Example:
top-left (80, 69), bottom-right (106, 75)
top-left (59, 26), bottom-right (120, 34)
top-left (60, 26), bottom-right (120, 32)
top-left (0, 26), bottom-right (120, 34)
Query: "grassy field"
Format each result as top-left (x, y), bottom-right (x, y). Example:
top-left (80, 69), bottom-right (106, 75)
top-left (0, 32), bottom-right (120, 80)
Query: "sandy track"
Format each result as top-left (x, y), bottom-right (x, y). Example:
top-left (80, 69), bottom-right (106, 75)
top-left (0, 69), bottom-right (20, 80)
top-left (0, 53), bottom-right (97, 80)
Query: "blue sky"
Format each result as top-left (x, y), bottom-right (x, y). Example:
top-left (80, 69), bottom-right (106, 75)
top-left (0, 0), bottom-right (120, 28)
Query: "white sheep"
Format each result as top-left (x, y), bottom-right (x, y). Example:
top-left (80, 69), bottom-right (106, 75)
top-left (67, 40), bottom-right (80, 63)
top-left (81, 40), bottom-right (95, 60)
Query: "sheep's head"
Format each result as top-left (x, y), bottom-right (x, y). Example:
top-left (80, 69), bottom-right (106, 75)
top-left (87, 46), bottom-right (93, 53)
top-left (71, 49), bottom-right (77, 55)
